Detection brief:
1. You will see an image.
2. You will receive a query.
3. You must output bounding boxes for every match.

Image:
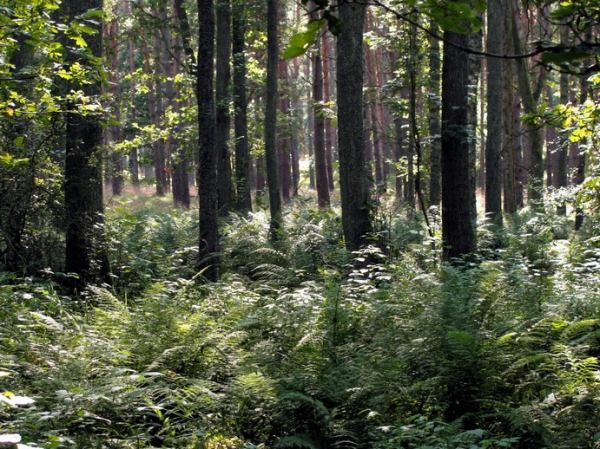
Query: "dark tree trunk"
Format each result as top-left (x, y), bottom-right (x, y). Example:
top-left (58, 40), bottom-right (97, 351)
top-left (197, 0), bottom-right (220, 280)
top-left (337, 0), bottom-right (372, 251)
top-left (313, 49), bottom-right (330, 207)
top-left (310, 1), bottom-right (330, 208)
top-left (511, 0), bottom-right (543, 204)
top-left (216, 0), bottom-right (232, 216)
top-left (104, 13), bottom-right (124, 195)
top-left (485, 0), bottom-right (503, 226)
top-left (575, 43), bottom-right (591, 230)
top-left (127, 30), bottom-right (140, 191)
top-left (322, 33), bottom-right (335, 191)
top-left (142, 41), bottom-right (166, 196)
top-left (441, 29), bottom-right (477, 262)
top-left (63, 0), bottom-right (110, 289)
top-left (265, 0), bottom-right (282, 238)
top-left (557, 26), bottom-right (570, 216)
top-left (232, 0), bottom-right (252, 212)
top-left (428, 25), bottom-right (442, 207)
top-left (502, 6), bottom-right (517, 214)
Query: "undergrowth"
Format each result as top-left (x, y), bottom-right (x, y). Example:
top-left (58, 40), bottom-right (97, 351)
top-left (1, 198), bottom-right (600, 448)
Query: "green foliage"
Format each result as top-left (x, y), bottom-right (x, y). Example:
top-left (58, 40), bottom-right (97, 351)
top-left (2, 191), bottom-right (600, 448)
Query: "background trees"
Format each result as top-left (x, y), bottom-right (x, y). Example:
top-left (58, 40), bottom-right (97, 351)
top-left (1, 0), bottom-right (600, 273)
top-left (3, 1), bottom-right (600, 448)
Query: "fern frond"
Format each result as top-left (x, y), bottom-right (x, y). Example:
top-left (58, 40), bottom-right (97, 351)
top-left (561, 319), bottom-right (600, 343)
top-left (275, 434), bottom-right (320, 449)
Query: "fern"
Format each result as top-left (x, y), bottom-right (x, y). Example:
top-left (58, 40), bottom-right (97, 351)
top-left (275, 434), bottom-right (320, 449)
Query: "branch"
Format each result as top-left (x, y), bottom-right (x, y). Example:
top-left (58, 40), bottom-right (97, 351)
top-left (367, 0), bottom-right (559, 60)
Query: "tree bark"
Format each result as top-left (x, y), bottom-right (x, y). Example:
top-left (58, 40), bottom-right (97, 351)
top-left (63, 0), bottom-right (110, 289)
top-left (232, 0), bottom-right (252, 212)
top-left (485, 0), bottom-right (503, 226)
top-left (216, 0), bottom-right (232, 216)
top-left (337, 0), bottom-right (372, 251)
top-left (197, 0), bottom-right (220, 280)
top-left (510, 0), bottom-right (544, 204)
top-left (428, 23), bottom-right (442, 207)
top-left (441, 29), bottom-right (477, 262)
top-left (265, 0), bottom-right (282, 238)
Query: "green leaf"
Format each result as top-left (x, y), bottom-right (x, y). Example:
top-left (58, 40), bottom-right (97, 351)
top-left (283, 19), bottom-right (325, 59)
top-left (323, 10), bottom-right (343, 36)
top-left (541, 48), bottom-right (590, 65)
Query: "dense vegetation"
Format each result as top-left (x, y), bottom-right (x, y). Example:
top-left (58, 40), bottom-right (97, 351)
top-left (2, 192), bottom-right (600, 448)
top-left (2, 0), bottom-right (600, 447)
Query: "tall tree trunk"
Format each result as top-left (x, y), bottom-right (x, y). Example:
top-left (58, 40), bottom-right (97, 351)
top-left (511, 0), bottom-right (544, 204)
top-left (468, 25), bottom-right (482, 225)
top-left (502, 4), bottom-right (517, 214)
top-left (337, 0), bottom-right (372, 251)
top-left (575, 34), bottom-right (591, 230)
top-left (278, 66), bottom-right (292, 204)
top-left (142, 41), bottom-right (166, 196)
top-left (266, 0), bottom-right (282, 238)
top-left (485, 0), bottom-right (503, 226)
top-left (127, 24), bottom-right (140, 191)
top-left (63, 0), bottom-right (110, 289)
top-left (441, 28), bottom-right (476, 262)
top-left (557, 26), bottom-right (570, 216)
top-left (428, 23), bottom-right (442, 207)
top-left (104, 12), bottom-right (123, 195)
top-left (197, 0), bottom-right (220, 280)
top-left (232, 0), bottom-right (252, 212)
top-left (309, 1), bottom-right (330, 208)
top-left (322, 33), bottom-right (335, 191)
top-left (216, 0), bottom-right (232, 216)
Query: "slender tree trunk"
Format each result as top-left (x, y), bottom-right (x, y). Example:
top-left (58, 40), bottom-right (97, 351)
top-left (127, 29), bottom-right (140, 191)
top-left (556, 27), bottom-right (570, 215)
top-left (309, 1), bottom-right (330, 208)
top-left (502, 5), bottom-right (517, 214)
top-left (142, 41), bottom-right (165, 196)
top-left (278, 67), bottom-right (292, 204)
top-left (232, 0), bottom-right (252, 212)
top-left (511, 0), bottom-right (544, 204)
top-left (104, 12), bottom-right (123, 195)
top-left (197, 0), bottom-right (220, 280)
top-left (485, 0), bottom-right (503, 226)
top-left (266, 0), bottom-right (282, 238)
top-left (216, 0), bottom-right (232, 216)
top-left (428, 24), bottom-right (442, 207)
top-left (393, 114), bottom-right (404, 199)
top-left (575, 35), bottom-right (591, 230)
top-left (468, 25), bottom-right (482, 225)
top-left (337, 0), bottom-right (372, 251)
top-left (322, 33), bottom-right (335, 191)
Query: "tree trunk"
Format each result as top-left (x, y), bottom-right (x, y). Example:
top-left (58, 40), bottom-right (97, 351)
top-left (63, 0), bottom-right (110, 289)
top-left (309, 1), bottom-right (330, 208)
top-left (485, 0), bottom-right (503, 226)
top-left (197, 0), bottom-right (220, 280)
top-left (557, 26), bottom-right (570, 215)
top-left (428, 24), bottom-right (442, 207)
top-left (142, 41), bottom-right (166, 196)
top-left (265, 0), bottom-right (282, 238)
top-left (510, 0), bottom-right (544, 204)
top-left (104, 12), bottom-right (123, 195)
top-left (441, 29), bottom-right (476, 262)
top-left (322, 33), bottom-right (335, 191)
top-left (216, 0), bottom-right (232, 216)
top-left (337, 0), bottom-right (372, 252)
top-left (575, 37), bottom-right (591, 230)
top-left (232, 0), bottom-right (252, 212)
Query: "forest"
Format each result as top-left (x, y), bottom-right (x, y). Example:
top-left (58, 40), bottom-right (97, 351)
top-left (1, 0), bottom-right (600, 447)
